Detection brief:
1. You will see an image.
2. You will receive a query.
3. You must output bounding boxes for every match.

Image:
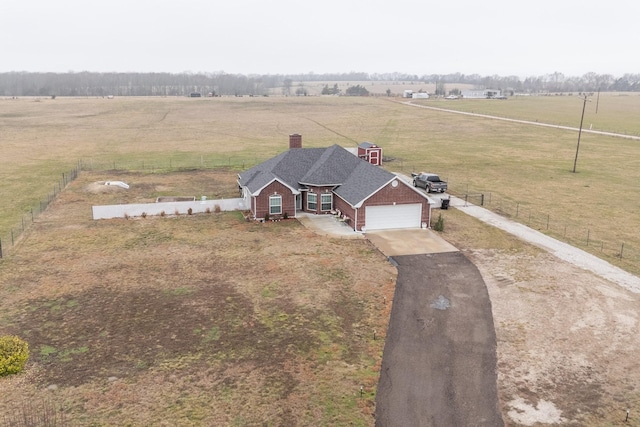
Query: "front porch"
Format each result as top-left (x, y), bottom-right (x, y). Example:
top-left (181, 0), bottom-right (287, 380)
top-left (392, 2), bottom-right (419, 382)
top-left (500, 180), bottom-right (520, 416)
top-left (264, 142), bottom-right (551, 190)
top-left (295, 212), bottom-right (363, 239)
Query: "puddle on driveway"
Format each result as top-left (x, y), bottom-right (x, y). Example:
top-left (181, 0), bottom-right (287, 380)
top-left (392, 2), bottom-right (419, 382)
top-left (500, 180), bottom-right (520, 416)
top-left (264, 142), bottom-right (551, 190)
top-left (430, 295), bottom-right (451, 310)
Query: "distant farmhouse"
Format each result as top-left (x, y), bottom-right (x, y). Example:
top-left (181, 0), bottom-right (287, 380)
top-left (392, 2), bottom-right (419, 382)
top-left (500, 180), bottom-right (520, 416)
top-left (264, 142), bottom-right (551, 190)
top-left (461, 89), bottom-right (504, 99)
top-left (403, 90), bottom-right (430, 99)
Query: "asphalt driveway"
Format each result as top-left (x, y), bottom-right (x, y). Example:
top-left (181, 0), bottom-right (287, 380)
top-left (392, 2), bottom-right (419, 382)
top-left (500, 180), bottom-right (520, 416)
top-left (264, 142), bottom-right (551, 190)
top-left (374, 251), bottom-right (503, 427)
top-left (297, 219), bottom-right (503, 425)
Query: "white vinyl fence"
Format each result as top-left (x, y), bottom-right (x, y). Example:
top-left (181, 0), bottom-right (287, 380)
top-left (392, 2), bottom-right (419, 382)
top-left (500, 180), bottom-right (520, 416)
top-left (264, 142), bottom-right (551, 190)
top-left (92, 198), bottom-right (246, 220)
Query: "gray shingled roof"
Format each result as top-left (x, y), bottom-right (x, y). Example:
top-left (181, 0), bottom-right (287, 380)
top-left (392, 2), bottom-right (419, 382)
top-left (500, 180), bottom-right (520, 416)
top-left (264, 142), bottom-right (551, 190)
top-left (358, 141), bottom-right (377, 148)
top-left (238, 144), bottom-right (396, 207)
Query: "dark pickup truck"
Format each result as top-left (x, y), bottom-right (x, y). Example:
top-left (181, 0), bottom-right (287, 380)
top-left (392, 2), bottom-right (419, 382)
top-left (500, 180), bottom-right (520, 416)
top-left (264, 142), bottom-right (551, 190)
top-left (411, 172), bottom-right (448, 193)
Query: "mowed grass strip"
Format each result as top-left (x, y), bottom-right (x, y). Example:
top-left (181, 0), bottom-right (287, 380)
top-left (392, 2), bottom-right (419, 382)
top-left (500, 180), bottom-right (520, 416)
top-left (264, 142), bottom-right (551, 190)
top-left (0, 171), bottom-right (395, 425)
top-left (1, 95), bottom-right (639, 274)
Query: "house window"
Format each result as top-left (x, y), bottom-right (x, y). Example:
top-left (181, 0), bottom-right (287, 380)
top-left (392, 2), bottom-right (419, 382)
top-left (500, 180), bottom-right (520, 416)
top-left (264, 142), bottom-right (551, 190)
top-left (307, 193), bottom-right (317, 211)
top-left (321, 193), bottom-right (333, 211)
top-left (269, 195), bottom-right (282, 215)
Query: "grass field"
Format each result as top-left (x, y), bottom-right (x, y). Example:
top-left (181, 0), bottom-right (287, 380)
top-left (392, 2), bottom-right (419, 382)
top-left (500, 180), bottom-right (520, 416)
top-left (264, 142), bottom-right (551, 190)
top-left (1, 94), bottom-right (639, 274)
top-left (1, 94), bottom-right (640, 425)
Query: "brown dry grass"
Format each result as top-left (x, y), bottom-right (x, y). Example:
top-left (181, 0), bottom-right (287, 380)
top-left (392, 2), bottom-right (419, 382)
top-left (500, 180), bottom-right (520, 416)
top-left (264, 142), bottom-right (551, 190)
top-left (0, 170), bottom-right (395, 425)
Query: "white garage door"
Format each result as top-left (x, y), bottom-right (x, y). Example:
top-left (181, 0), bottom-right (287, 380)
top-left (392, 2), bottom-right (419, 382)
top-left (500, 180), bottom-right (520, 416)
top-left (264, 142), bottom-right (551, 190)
top-left (365, 203), bottom-right (422, 230)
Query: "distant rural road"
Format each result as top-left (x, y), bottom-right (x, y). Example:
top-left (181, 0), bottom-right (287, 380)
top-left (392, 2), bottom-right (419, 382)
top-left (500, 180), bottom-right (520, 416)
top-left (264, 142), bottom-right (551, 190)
top-left (401, 101), bottom-right (640, 141)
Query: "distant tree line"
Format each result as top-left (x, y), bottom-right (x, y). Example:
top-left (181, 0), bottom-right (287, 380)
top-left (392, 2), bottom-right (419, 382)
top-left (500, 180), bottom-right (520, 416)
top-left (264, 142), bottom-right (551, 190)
top-left (0, 72), bottom-right (279, 97)
top-left (345, 85), bottom-right (369, 96)
top-left (321, 84), bottom-right (340, 95)
top-left (0, 71), bottom-right (638, 97)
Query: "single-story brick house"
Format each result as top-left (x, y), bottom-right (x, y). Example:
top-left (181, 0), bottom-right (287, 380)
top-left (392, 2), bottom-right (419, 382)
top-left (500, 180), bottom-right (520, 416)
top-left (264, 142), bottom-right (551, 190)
top-left (237, 135), bottom-right (432, 231)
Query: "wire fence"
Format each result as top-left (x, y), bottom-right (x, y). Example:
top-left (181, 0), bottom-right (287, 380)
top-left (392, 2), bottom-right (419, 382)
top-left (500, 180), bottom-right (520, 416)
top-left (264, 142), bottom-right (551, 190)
top-left (0, 165), bottom-right (80, 259)
top-left (445, 186), bottom-right (639, 276)
top-left (79, 155), bottom-right (270, 173)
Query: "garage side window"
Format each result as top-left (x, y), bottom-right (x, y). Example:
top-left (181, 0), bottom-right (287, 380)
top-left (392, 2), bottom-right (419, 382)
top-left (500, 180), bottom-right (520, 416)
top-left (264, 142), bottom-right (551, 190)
top-left (321, 193), bottom-right (332, 211)
top-left (307, 193), bottom-right (317, 210)
top-left (269, 195), bottom-right (282, 215)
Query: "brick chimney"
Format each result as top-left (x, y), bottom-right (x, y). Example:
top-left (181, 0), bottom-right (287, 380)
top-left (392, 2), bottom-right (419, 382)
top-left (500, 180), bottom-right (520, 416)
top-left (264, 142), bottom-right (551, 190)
top-left (289, 133), bottom-right (302, 149)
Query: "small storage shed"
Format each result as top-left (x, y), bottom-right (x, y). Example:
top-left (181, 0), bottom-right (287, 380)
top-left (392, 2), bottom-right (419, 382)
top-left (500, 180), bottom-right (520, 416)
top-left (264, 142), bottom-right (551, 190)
top-left (357, 142), bottom-right (382, 166)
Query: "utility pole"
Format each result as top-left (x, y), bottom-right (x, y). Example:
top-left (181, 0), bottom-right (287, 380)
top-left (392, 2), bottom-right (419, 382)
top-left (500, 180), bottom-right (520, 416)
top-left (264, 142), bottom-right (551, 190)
top-left (572, 95), bottom-right (589, 173)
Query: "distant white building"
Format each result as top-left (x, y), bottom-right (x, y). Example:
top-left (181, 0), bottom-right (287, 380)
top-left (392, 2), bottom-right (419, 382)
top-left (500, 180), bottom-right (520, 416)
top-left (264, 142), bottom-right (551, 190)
top-left (403, 90), bottom-right (429, 99)
top-left (462, 89), bottom-right (502, 99)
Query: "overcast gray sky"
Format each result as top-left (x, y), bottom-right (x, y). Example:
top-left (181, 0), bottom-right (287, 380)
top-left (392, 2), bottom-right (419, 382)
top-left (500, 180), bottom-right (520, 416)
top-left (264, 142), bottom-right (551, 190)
top-left (1, 0), bottom-right (638, 77)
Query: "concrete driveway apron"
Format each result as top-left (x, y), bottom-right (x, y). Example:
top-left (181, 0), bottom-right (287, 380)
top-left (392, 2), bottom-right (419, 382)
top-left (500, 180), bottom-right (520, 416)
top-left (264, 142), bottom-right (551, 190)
top-left (365, 229), bottom-right (458, 256)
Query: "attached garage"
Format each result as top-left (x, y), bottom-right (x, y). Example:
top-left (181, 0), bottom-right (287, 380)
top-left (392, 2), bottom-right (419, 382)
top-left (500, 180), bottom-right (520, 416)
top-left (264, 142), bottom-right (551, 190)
top-left (365, 203), bottom-right (423, 230)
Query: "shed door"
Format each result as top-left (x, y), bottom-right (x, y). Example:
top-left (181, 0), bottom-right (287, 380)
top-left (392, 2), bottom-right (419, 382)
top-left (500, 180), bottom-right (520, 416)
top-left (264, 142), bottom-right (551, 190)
top-left (368, 149), bottom-right (380, 165)
top-left (365, 204), bottom-right (422, 230)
